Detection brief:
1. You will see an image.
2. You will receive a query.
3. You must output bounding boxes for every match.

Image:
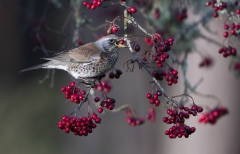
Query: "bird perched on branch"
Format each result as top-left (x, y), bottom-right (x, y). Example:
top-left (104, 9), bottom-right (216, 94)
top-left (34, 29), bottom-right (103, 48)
top-left (21, 35), bottom-right (126, 79)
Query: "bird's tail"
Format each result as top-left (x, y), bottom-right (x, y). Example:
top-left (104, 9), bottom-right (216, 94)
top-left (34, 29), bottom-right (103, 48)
top-left (20, 61), bottom-right (68, 73)
top-left (20, 63), bottom-right (47, 73)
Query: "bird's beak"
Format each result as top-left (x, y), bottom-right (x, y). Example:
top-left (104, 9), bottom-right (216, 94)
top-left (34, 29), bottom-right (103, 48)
top-left (115, 39), bottom-right (127, 48)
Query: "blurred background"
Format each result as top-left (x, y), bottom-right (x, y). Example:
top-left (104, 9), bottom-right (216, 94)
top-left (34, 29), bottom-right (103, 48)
top-left (1, 0), bottom-right (240, 154)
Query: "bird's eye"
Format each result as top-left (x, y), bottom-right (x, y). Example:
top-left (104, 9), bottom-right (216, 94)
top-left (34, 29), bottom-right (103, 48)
top-left (109, 39), bottom-right (116, 44)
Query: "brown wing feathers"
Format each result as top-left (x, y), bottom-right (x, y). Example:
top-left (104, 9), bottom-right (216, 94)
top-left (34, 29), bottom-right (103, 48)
top-left (43, 43), bottom-right (102, 63)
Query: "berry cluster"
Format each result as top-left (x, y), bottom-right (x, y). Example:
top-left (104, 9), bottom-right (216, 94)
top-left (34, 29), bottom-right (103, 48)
top-left (222, 23), bottom-right (240, 38)
top-left (152, 68), bottom-right (178, 86)
top-left (218, 46), bottom-right (237, 57)
top-left (146, 90), bottom-right (162, 106)
top-left (176, 8), bottom-right (188, 22)
top-left (206, 0), bottom-right (240, 18)
top-left (97, 97), bottom-right (116, 112)
top-left (83, 0), bottom-right (102, 10)
top-left (165, 68), bottom-right (178, 86)
top-left (152, 69), bottom-right (166, 80)
top-left (155, 36), bottom-right (174, 51)
top-left (145, 107), bottom-right (156, 122)
top-left (199, 106), bottom-right (228, 124)
top-left (125, 109), bottom-right (144, 126)
top-left (206, 0), bottom-right (228, 18)
top-left (152, 52), bottom-right (170, 67)
top-left (58, 114), bottom-right (101, 136)
top-left (206, 1), bottom-right (239, 57)
top-left (199, 57), bottom-right (213, 67)
top-left (95, 80), bottom-right (112, 93)
top-left (141, 36), bottom-right (176, 78)
top-left (165, 124), bottom-right (196, 139)
top-left (109, 69), bottom-right (123, 79)
top-left (162, 104), bottom-right (203, 138)
top-left (61, 82), bottom-right (86, 104)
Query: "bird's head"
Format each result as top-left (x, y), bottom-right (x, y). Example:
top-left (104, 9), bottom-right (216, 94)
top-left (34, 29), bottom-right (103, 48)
top-left (95, 35), bottom-right (126, 53)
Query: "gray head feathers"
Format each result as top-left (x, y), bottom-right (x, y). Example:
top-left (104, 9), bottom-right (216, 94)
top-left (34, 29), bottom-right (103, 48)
top-left (95, 35), bottom-right (119, 53)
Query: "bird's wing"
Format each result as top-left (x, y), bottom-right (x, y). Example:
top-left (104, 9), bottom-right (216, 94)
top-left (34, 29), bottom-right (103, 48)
top-left (44, 43), bottom-right (101, 63)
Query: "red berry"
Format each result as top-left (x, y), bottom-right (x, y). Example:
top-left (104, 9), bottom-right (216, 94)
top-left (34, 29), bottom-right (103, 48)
top-left (81, 90), bottom-right (86, 95)
top-left (90, 4), bottom-right (96, 10)
top-left (197, 107), bottom-right (203, 113)
top-left (128, 7), bottom-right (137, 13)
top-left (167, 81), bottom-right (172, 86)
top-left (62, 115), bottom-right (69, 121)
top-left (172, 70), bottom-right (178, 76)
top-left (96, 1), bottom-right (102, 7)
top-left (155, 100), bottom-right (160, 106)
top-left (114, 73), bottom-right (120, 79)
top-left (111, 26), bottom-right (118, 33)
top-left (98, 107), bottom-right (103, 113)
top-left (231, 30), bottom-right (236, 35)
top-left (86, 3), bottom-right (91, 9)
top-left (95, 117), bottom-right (101, 123)
top-left (190, 127), bottom-right (196, 133)
top-left (94, 97), bottom-right (100, 102)
top-left (231, 23), bottom-right (236, 29)
top-left (70, 82), bottom-right (75, 87)
top-left (213, 12), bottom-right (218, 18)
top-left (223, 24), bottom-right (229, 30)
top-left (237, 9), bottom-right (240, 14)
top-left (92, 0), bottom-right (97, 4)
top-left (223, 32), bottom-right (229, 37)
top-left (119, 40), bottom-right (125, 44)
top-left (222, 2), bottom-right (227, 8)
top-left (61, 87), bottom-right (66, 92)
top-left (162, 117), bottom-right (168, 123)
top-left (163, 53), bottom-right (169, 59)
top-left (149, 99), bottom-right (155, 104)
top-left (231, 48), bottom-right (237, 56)
top-left (179, 105), bottom-right (184, 110)
top-left (146, 93), bottom-right (152, 99)
top-left (154, 8), bottom-right (160, 19)
top-left (83, 2), bottom-right (88, 6)
top-left (64, 128), bottom-right (70, 134)
top-left (191, 105), bottom-right (198, 111)
top-left (235, 25), bottom-right (240, 30)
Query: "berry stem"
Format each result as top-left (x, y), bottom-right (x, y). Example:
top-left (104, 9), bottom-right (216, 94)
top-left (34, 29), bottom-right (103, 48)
top-left (123, 4), bottom-right (174, 105)
top-left (171, 94), bottom-right (195, 105)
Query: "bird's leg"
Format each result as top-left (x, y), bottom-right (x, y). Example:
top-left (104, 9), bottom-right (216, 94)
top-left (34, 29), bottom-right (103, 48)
top-left (79, 78), bottom-right (96, 88)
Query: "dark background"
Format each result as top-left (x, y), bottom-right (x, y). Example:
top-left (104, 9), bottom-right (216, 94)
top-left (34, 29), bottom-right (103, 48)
top-left (0, 0), bottom-right (240, 154)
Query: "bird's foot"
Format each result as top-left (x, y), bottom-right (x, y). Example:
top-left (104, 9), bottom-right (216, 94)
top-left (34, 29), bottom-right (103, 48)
top-left (79, 78), bottom-right (96, 88)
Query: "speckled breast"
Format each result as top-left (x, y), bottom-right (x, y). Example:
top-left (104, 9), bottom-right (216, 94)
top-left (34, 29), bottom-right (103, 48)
top-left (67, 52), bottom-right (118, 79)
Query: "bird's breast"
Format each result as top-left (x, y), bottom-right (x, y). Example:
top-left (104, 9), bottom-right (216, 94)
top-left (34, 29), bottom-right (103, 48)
top-left (67, 52), bottom-right (118, 79)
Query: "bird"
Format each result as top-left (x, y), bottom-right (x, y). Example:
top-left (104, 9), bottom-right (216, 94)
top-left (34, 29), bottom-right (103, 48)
top-left (20, 35), bottom-right (126, 79)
